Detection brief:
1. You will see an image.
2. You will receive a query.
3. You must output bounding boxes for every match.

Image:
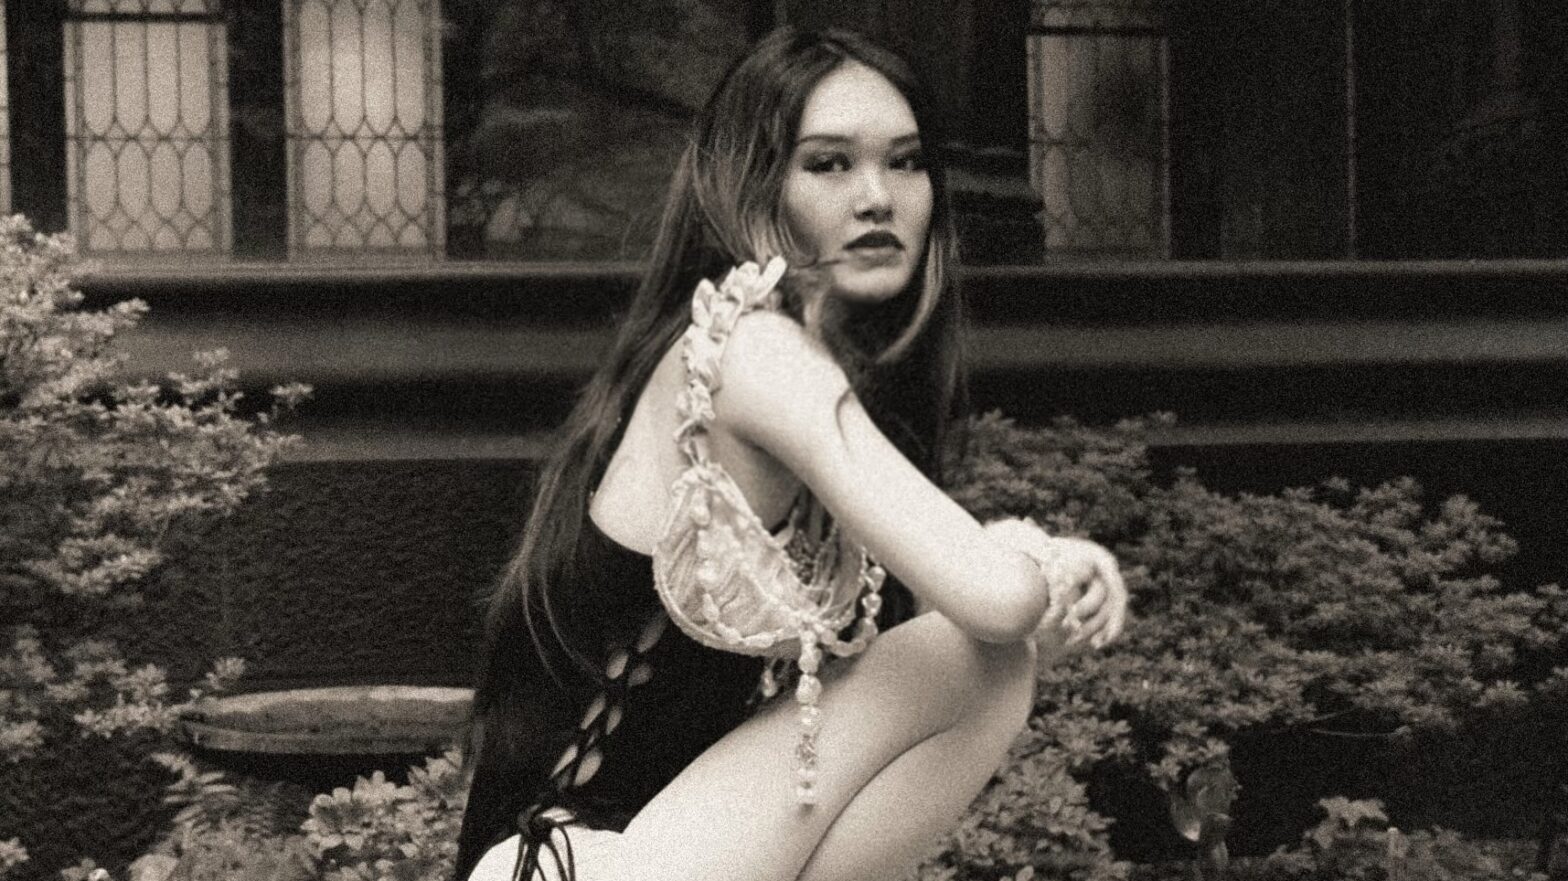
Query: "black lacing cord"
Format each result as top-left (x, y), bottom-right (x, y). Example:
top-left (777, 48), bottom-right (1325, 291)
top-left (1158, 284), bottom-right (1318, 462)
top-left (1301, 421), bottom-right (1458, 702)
top-left (508, 612), bottom-right (668, 880)
top-left (513, 804), bottom-right (577, 881)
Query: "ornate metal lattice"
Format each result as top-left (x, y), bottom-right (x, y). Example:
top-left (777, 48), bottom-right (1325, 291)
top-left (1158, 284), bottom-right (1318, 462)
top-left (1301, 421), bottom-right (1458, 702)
top-left (1028, 0), bottom-right (1168, 258)
top-left (62, 0), bottom-right (232, 257)
top-left (284, 0), bottom-right (445, 259)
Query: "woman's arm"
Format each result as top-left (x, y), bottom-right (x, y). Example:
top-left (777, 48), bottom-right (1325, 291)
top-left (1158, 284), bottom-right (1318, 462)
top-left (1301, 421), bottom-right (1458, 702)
top-left (985, 520), bottom-right (1128, 653)
top-left (714, 310), bottom-right (1077, 644)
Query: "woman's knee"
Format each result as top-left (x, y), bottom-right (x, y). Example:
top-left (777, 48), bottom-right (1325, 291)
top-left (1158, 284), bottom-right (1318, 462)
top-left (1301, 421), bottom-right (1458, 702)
top-left (868, 612), bottom-right (1037, 724)
top-left (971, 630), bottom-right (1037, 732)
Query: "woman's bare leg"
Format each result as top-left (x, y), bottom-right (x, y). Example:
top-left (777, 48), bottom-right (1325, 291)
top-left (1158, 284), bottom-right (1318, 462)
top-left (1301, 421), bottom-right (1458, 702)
top-left (793, 626), bottom-right (1035, 881)
top-left (612, 612), bottom-right (1037, 881)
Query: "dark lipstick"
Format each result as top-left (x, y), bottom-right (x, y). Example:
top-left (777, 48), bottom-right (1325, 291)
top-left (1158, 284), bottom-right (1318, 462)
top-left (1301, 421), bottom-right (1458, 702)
top-left (845, 230), bottom-right (903, 250)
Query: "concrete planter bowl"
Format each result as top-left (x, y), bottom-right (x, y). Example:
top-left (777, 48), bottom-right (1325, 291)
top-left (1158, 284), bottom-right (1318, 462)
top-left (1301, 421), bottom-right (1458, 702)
top-left (179, 685), bottom-right (474, 784)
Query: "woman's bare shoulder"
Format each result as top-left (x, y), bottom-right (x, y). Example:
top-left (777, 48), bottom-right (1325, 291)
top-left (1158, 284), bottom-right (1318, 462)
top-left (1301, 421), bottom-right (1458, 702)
top-left (704, 310), bottom-right (854, 490)
top-left (720, 311), bottom-right (849, 400)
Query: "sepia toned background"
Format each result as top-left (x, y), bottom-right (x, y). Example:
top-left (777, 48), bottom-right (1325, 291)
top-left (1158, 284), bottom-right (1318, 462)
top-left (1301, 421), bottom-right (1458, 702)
top-left (1, 0), bottom-right (1563, 695)
top-left (3, 3), bottom-right (1568, 878)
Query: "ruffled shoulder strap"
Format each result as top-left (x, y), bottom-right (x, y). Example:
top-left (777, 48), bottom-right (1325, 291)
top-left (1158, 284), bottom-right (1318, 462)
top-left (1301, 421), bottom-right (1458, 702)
top-left (673, 257), bottom-right (787, 465)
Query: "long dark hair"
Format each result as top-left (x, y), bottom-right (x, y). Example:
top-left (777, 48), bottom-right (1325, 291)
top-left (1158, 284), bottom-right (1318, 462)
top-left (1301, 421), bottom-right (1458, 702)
top-left (454, 25), bottom-right (968, 879)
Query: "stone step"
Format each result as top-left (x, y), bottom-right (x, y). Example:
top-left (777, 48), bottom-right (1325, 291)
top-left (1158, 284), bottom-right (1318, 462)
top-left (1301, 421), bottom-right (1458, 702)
top-left (84, 259), bottom-right (1568, 460)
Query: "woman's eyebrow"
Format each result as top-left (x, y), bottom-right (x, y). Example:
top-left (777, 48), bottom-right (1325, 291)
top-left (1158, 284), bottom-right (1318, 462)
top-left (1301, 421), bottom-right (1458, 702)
top-left (795, 132), bottom-right (922, 147)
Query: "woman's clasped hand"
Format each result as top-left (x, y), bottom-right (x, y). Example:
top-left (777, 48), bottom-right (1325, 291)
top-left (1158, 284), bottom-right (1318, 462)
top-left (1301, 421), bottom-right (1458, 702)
top-left (981, 518), bottom-right (1129, 659)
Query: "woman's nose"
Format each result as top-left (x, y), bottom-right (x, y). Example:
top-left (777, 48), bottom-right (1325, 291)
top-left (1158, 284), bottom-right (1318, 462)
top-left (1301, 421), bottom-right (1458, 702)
top-left (853, 170), bottom-right (893, 222)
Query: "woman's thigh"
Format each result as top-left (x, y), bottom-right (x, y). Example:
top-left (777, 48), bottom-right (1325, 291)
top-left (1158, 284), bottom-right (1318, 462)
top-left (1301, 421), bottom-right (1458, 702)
top-left (613, 612), bottom-right (1037, 881)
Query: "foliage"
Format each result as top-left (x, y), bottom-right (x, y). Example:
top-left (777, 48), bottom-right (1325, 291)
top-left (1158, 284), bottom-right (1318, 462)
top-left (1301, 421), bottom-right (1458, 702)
top-left (1227, 797), bottom-right (1549, 881)
top-left (130, 751), bottom-right (317, 881)
top-left (151, 751), bottom-right (313, 845)
top-left (116, 751), bottom-right (469, 881)
top-left (1128, 799), bottom-right (1547, 881)
top-left (0, 217), bottom-right (307, 620)
top-left (912, 706), bottom-right (1135, 881)
top-left (141, 825), bottom-right (315, 881)
top-left (0, 840), bottom-right (26, 881)
top-left (1, 631), bottom-right (246, 765)
top-left (0, 214), bottom-right (305, 879)
top-left (918, 412), bottom-right (1568, 881)
top-left (300, 751), bottom-right (469, 881)
top-left (56, 858), bottom-right (109, 881)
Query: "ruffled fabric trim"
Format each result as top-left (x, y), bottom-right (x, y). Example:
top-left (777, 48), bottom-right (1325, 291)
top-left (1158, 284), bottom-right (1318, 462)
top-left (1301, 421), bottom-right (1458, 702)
top-left (673, 257), bottom-right (785, 464)
top-left (650, 257), bottom-right (887, 804)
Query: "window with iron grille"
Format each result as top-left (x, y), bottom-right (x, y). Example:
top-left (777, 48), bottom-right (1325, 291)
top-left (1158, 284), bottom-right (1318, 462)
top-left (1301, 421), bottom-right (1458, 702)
top-left (284, 0), bottom-right (444, 259)
top-left (61, 0), bottom-right (232, 257)
top-left (1027, 0), bottom-right (1168, 259)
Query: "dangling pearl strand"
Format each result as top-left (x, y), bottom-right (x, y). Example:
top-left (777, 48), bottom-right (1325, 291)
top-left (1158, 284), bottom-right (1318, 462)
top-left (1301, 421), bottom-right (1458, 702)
top-left (792, 551), bottom-right (885, 805)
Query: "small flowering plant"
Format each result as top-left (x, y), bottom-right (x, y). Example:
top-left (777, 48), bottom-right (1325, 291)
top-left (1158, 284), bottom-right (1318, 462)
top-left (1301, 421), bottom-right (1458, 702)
top-left (1, 627), bottom-right (246, 765)
top-left (301, 752), bottom-right (469, 881)
top-left (0, 213), bottom-right (307, 877)
top-left (1, 211), bottom-right (300, 762)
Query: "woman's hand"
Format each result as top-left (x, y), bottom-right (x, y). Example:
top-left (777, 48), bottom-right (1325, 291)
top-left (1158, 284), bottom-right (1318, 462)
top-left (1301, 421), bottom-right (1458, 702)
top-left (1036, 536), bottom-right (1128, 651)
top-left (982, 519), bottom-right (1129, 656)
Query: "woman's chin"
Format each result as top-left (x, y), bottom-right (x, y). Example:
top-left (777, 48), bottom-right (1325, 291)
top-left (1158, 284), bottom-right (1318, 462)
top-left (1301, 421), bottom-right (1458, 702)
top-left (828, 265), bottom-right (916, 303)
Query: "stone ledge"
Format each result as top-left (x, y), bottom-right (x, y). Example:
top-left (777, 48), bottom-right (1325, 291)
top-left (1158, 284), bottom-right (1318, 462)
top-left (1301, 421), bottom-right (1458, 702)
top-left (119, 317), bottom-right (1568, 382)
top-left (283, 415), bottom-right (1568, 463)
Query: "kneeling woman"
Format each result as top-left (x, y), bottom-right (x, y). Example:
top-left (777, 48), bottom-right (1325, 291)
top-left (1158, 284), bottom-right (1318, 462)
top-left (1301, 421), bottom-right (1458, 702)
top-left (454, 25), bottom-right (1128, 881)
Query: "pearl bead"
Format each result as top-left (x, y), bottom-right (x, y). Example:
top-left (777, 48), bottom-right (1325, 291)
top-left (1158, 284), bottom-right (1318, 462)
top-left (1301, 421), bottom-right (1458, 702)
top-left (800, 710), bottom-right (821, 734)
top-left (795, 737), bottom-right (817, 764)
top-left (795, 675), bottom-right (821, 704)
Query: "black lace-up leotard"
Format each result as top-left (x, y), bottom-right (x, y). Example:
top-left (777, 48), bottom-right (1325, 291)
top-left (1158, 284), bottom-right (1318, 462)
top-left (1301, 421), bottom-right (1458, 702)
top-left (455, 261), bottom-right (910, 881)
top-left (457, 516), bottom-right (770, 880)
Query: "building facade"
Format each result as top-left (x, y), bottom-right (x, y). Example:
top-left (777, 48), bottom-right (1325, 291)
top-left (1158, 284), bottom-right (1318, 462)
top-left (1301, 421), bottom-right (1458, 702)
top-left (6, 0), bottom-right (1564, 267)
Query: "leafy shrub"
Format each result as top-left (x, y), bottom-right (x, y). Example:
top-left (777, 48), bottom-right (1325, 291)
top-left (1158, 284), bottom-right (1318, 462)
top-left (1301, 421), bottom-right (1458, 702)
top-left (923, 707), bottom-right (1135, 881)
top-left (128, 751), bottom-right (317, 881)
top-left (1213, 797), bottom-right (1547, 881)
top-left (0, 214), bottom-right (306, 879)
top-left (0, 840), bottom-right (26, 881)
top-left (117, 750), bottom-right (468, 881)
top-left (146, 824), bottom-right (315, 881)
top-left (914, 413), bottom-right (1568, 881)
top-left (299, 751), bottom-right (468, 881)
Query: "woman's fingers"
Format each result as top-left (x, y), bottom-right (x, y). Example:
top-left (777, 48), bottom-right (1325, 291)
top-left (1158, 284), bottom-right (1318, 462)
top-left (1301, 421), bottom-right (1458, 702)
top-left (1073, 577), bottom-right (1118, 643)
top-left (1043, 555), bottom-right (1081, 625)
top-left (1048, 541), bottom-right (1129, 650)
top-left (1087, 555), bottom-right (1129, 649)
top-left (1065, 577), bottom-right (1107, 643)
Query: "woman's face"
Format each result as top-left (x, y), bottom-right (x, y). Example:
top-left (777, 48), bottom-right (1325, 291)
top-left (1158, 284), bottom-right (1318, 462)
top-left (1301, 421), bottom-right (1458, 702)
top-left (782, 62), bottom-right (933, 305)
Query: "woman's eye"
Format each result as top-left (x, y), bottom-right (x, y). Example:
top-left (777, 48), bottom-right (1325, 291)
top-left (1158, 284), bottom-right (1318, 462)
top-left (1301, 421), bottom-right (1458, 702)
top-left (893, 151), bottom-right (926, 172)
top-left (803, 154), bottom-right (851, 174)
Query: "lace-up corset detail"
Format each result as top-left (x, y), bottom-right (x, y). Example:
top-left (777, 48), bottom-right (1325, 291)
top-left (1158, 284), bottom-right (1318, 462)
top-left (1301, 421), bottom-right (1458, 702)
top-left (650, 257), bottom-right (885, 804)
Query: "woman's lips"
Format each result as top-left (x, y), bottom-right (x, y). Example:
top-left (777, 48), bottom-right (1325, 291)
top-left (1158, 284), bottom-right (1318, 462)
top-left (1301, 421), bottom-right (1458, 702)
top-left (844, 245), bottom-right (902, 267)
top-left (844, 232), bottom-right (904, 265)
top-left (845, 231), bottom-right (903, 250)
